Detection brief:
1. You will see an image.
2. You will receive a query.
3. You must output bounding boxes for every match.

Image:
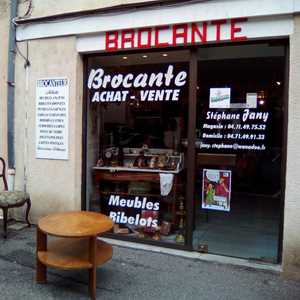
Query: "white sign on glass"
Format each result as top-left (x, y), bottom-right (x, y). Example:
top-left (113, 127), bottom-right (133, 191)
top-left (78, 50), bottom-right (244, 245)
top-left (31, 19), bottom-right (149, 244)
top-left (87, 64), bottom-right (188, 103)
top-left (246, 93), bottom-right (258, 108)
top-left (36, 78), bottom-right (69, 160)
top-left (209, 88), bottom-right (231, 108)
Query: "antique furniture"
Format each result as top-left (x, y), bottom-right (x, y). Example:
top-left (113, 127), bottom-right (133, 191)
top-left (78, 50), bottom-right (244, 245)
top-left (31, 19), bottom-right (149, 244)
top-left (36, 211), bottom-right (113, 300)
top-left (93, 169), bottom-right (181, 226)
top-left (0, 157), bottom-right (31, 238)
top-left (93, 148), bottom-right (184, 239)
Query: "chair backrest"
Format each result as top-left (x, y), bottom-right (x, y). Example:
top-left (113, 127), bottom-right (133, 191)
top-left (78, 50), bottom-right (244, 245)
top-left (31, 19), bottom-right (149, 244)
top-left (0, 157), bottom-right (8, 191)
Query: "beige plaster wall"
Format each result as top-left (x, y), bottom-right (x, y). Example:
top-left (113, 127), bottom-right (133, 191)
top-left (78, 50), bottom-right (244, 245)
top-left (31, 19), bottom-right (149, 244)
top-left (14, 36), bottom-right (83, 222)
top-left (12, 0), bottom-right (158, 224)
top-left (282, 14), bottom-right (300, 280)
top-left (18, 0), bottom-right (159, 19)
top-left (0, 0), bottom-right (9, 162)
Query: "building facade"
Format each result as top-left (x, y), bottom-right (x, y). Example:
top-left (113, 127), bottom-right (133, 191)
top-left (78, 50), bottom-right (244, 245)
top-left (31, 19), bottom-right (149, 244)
top-left (0, 0), bottom-right (9, 167)
top-left (2, 0), bottom-right (300, 280)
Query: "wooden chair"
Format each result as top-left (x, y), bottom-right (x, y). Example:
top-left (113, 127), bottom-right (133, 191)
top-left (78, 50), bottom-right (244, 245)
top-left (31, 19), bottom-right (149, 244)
top-left (0, 157), bottom-right (31, 238)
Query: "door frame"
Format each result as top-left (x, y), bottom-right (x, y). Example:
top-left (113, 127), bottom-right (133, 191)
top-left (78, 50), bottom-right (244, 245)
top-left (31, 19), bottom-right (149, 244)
top-left (81, 40), bottom-right (288, 260)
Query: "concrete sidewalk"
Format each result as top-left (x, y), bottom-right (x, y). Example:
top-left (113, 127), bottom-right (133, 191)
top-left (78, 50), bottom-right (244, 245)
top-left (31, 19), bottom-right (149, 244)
top-left (1, 225), bottom-right (300, 300)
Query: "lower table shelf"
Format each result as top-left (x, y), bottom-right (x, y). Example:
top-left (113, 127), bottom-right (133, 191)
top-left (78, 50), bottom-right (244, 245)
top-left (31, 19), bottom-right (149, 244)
top-left (38, 237), bottom-right (113, 270)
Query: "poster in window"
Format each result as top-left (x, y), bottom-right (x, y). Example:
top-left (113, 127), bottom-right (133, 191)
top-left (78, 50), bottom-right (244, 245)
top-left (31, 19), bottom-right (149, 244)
top-left (202, 169), bottom-right (231, 212)
top-left (209, 88), bottom-right (231, 108)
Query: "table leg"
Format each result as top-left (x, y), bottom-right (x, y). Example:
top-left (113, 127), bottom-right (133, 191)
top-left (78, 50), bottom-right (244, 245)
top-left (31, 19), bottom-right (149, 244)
top-left (36, 227), bottom-right (47, 283)
top-left (2, 208), bottom-right (8, 239)
top-left (89, 236), bottom-right (97, 300)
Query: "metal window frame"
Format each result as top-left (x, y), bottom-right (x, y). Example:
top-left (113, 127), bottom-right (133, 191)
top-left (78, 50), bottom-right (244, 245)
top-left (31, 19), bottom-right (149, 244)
top-left (81, 39), bottom-right (288, 260)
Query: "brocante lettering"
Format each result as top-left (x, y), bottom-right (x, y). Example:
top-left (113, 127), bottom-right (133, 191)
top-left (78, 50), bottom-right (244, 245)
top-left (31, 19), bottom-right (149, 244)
top-left (88, 65), bottom-right (187, 90)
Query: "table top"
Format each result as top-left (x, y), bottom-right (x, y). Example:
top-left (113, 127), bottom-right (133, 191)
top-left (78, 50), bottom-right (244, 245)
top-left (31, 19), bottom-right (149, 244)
top-left (38, 211), bottom-right (113, 238)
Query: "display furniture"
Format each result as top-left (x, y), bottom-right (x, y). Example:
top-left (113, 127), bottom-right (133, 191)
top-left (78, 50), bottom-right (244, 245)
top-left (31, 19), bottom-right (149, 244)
top-left (36, 211), bottom-right (113, 300)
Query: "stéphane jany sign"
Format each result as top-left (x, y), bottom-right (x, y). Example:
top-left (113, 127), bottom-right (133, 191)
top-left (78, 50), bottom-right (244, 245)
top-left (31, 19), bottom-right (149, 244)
top-left (36, 78), bottom-right (69, 160)
top-left (88, 64), bottom-right (188, 103)
top-left (201, 91), bottom-right (270, 152)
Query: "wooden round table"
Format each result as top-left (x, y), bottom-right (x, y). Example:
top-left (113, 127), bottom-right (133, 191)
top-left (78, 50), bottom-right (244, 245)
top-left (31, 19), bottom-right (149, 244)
top-left (36, 211), bottom-right (113, 300)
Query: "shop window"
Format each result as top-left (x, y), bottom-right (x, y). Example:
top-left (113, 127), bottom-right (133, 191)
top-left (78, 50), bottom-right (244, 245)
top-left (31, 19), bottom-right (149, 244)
top-left (86, 51), bottom-right (189, 245)
top-left (194, 43), bottom-right (285, 262)
top-left (85, 42), bottom-right (286, 260)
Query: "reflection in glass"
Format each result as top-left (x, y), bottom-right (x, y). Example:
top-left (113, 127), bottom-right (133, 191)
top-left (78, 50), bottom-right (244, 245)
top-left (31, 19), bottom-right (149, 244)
top-left (194, 43), bottom-right (285, 262)
top-left (86, 51), bottom-right (189, 245)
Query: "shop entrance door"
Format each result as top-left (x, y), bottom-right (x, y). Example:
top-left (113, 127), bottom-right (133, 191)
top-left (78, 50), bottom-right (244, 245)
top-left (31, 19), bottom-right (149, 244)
top-left (193, 43), bottom-right (286, 262)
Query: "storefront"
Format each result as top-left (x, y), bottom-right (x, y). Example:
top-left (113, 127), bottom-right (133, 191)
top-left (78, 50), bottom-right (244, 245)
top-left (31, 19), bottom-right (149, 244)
top-left (81, 16), bottom-right (288, 263)
top-left (13, 0), bottom-right (300, 278)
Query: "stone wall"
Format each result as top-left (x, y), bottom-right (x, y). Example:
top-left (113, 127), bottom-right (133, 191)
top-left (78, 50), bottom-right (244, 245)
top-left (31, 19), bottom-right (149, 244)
top-left (14, 37), bottom-right (83, 221)
top-left (282, 14), bottom-right (300, 280)
top-left (18, 0), bottom-right (158, 19)
top-left (0, 0), bottom-right (9, 163)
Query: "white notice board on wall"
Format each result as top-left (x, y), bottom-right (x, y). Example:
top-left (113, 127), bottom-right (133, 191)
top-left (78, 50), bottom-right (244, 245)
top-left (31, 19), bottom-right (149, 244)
top-left (36, 77), bottom-right (69, 160)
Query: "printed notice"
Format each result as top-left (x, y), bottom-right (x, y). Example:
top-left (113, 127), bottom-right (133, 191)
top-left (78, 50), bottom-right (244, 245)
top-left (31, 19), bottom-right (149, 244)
top-left (36, 78), bottom-right (69, 160)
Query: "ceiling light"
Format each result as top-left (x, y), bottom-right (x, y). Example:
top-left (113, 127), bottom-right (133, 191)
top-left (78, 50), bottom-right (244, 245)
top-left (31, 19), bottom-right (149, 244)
top-left (122, 56), bottom-right (128, 60)
top-left (142, 55), bottom-right (148, 58)
top-left (162, 53), bottom-right (168, 57)
top-left (276, 81), bottom-right (281, 86)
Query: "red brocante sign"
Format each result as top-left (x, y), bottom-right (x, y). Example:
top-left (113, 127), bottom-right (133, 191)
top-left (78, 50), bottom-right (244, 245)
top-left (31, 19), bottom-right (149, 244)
top-left (105, 18), bottom-right (248, 51)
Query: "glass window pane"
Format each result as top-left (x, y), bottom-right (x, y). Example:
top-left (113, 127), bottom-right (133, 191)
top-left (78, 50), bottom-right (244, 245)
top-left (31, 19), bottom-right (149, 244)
top-left (86, 51), bottom-right (189, 245)
top-left (194, 43), bottom-right (285, 262)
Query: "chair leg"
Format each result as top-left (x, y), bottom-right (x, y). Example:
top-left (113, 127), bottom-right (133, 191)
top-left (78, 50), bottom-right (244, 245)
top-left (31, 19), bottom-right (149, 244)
top-left (25, 198), bottom-right (31, 227)
top-left (2, 208), bottom-right (8, 239)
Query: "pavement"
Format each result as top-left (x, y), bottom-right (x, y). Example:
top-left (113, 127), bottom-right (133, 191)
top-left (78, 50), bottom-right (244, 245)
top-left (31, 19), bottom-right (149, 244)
top-left (1, 224), bottom-right (300, 300)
